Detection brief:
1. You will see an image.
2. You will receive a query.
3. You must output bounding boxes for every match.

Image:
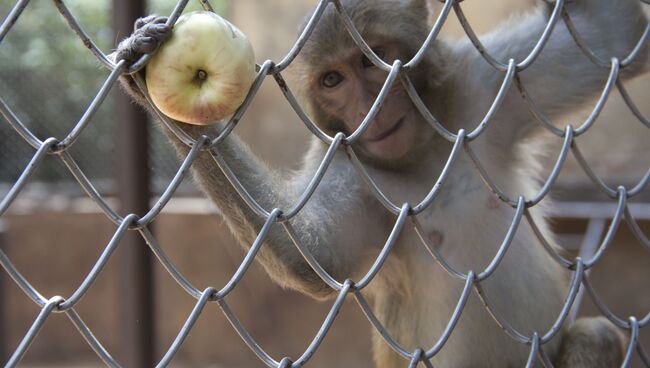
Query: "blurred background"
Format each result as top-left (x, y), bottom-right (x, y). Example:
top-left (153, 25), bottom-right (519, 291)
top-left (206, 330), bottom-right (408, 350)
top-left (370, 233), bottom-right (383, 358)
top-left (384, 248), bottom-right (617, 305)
top-left (0, 0), bottom-right (648, 367)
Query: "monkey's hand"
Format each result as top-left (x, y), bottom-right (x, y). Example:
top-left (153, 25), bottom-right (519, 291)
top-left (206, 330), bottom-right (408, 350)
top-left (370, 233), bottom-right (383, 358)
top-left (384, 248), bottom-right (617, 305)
top-left (115, 15), bottom-right (171, 65)
top-left (112, 15), bottom-right (171, 103)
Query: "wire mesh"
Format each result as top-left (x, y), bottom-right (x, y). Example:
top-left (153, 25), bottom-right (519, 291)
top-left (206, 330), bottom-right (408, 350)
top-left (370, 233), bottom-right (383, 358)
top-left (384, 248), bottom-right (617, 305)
top-left (1, 0), bottom-right (649, 367)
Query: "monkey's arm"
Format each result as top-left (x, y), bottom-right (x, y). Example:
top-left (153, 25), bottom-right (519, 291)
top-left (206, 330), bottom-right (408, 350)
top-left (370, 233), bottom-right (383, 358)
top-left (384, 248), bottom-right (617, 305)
top-left (449, 0), bottom-right (648, 144)
top-left (111, 18), bottom-right (388, 299)
top-left (166, 125), bottom-right (386, 299)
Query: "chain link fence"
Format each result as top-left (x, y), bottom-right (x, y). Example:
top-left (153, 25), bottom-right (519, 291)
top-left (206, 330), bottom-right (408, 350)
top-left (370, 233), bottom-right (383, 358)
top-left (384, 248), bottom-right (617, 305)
top-left (1, 0), bottom-right (649, 367)
top-left (0, 0), bottom-right (221, 194)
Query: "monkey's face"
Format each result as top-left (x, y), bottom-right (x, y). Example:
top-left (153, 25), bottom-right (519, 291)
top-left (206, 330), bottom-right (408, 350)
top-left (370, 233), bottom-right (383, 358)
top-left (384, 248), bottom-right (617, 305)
top-left (294, 0), bottom-right (434, 168)
top-left (307, 43), bottom-right (428, 165)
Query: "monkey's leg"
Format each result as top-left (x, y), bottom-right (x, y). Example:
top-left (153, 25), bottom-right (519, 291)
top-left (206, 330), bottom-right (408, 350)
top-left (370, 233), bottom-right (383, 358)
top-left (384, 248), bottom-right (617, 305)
top-left (556, 317), bottom-right (626, 368)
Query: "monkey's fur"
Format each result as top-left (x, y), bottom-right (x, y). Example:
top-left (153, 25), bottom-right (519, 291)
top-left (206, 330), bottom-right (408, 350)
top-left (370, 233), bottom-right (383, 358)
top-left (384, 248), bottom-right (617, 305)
top-left (114, 0), bottom-right (648, 366)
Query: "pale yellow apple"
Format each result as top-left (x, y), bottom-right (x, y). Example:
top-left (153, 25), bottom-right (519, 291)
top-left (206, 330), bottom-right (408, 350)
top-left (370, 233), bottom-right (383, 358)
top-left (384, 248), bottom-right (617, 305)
top-left (146, 11), bottom-right (256, 125)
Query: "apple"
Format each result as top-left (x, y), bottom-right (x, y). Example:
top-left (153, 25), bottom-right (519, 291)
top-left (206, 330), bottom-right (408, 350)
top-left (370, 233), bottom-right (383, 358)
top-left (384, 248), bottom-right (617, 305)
top-left (146, 11), bottom-right (256, 125)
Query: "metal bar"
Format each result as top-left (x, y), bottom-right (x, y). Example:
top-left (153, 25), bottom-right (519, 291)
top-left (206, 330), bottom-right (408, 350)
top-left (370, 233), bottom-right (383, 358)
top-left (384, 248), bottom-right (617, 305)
top-left (112, 0), bottom-right (154, 366)
top-left (568, 218), bottom-right (606, 323)
top-left (548, 202), bottom-right (650, 220)
top-left (0, 220), bottom-right (7, 364)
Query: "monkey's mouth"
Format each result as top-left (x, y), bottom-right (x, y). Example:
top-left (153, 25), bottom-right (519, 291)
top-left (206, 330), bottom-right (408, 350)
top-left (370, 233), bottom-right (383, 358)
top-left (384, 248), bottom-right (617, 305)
top-left (366, 118), bottom-right (405, 142)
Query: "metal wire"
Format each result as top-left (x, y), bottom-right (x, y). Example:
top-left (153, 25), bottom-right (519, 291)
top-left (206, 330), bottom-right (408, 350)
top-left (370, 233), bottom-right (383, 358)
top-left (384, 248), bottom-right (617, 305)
top-left (0, 0), bottom-right (648, 367)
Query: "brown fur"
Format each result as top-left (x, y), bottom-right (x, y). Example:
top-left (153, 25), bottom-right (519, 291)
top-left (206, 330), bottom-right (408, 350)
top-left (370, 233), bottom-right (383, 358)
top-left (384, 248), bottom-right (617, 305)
top-left (557, 317), bottom-right (627, 368)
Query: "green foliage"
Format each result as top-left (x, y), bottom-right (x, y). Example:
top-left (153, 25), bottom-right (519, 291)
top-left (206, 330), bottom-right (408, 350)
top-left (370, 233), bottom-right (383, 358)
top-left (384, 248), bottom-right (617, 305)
top-left (0, 0), bottom-right (227, 185)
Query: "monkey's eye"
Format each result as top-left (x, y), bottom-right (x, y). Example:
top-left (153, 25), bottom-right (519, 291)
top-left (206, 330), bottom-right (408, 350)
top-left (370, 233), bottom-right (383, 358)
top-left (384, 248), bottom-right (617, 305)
top-left (362, 48), bottom-right (387, 68)
top-left (321, 71), bottom-right (344, 88)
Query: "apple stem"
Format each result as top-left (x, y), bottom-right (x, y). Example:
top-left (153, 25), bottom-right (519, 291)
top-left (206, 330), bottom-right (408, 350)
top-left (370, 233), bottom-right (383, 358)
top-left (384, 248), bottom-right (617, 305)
top-left (193, 69), bottom-right (208, 85)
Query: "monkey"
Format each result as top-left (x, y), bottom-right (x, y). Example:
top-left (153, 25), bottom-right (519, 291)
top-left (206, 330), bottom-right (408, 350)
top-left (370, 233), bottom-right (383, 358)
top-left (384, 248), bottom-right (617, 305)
top-left (112, 0), bottom-right (648, 366)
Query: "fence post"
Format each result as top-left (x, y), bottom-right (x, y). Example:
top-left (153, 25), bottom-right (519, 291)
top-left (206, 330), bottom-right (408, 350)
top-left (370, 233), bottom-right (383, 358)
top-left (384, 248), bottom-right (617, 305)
top-left (112, 0), bottom-right (154, 366)
top-left (0, 220), bottom-right (6, 364)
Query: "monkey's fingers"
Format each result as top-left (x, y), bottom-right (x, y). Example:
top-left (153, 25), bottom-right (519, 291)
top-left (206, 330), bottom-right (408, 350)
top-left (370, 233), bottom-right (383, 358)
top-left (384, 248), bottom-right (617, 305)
top-left (134, 14), bottom-right (168, 30)
top-left (115, 22), bottom-right (171, 65)
top-left (141, 23), bottom-right (171, 41)
top-left (114, 37), bottom-right (150, 63)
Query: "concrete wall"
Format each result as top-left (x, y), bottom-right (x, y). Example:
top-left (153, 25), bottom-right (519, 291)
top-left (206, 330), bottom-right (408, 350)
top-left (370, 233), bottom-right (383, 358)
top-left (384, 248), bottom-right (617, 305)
top-left (1, 212), bottom-right (373, 367)
top-left (2, 211), bottom-right (648, 367)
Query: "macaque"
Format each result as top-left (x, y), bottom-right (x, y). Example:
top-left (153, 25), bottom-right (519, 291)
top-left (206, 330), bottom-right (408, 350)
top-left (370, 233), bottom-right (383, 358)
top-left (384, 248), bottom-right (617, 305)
top-left (113, 0), bottom-right (648, 366)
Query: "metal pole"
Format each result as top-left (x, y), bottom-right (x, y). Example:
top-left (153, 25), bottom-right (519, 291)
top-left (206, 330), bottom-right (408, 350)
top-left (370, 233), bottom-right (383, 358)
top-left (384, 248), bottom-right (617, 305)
top-left (568, 217), bottom-right (606, 324)
top-left (0, 220), bottom-right (7, 364)
top-left (113, 0), bottom-right (154, 366)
